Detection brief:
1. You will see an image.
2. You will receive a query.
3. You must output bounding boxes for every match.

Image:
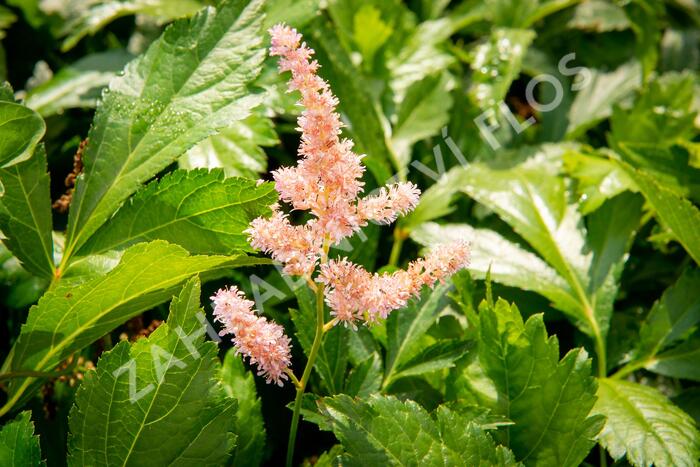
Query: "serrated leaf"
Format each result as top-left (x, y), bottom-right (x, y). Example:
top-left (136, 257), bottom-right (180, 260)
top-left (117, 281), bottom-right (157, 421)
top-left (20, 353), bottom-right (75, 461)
top-left (457, 156), bottom-right (611, 338)
top-left (619, 160), bottom-right (700, 264)
top-left (317, 394), bottom-right (519, 466)
top-left (0, 411), bottom-right (43, 466)
top-left (68, 277), bottom-right (238, 466)
top-left (4, 240), bottom-right (260, 413)
top-left (566, 0), bottom-right (630, 32)
top-left (64, 0), bottom-right (266, 261)
top-left (79, 169), bottom-right (276, 256)
top-left (60, 0), bottom-right (203, 51)
top-left (479, 299), bottom-right (604, 466)
top-left (0, 100), bottom-right (45, 168)
top-left (24, 50), bottom-right (132, 117)
top-left (383, 282), bottom-right (451, 389)
top-left (0, 145), bottom-right (54, 278)
top-left (180, 114), bottom-right (277, 179)
top-left (593, 378), bottom-right (700, 467)
top-left (220, 349), bottom-right (266, 466)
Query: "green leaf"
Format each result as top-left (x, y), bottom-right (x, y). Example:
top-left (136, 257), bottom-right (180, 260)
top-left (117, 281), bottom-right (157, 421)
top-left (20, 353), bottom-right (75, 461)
top-left (24, 50), bottom-right (132, 117)
top-left (566, 0), bottom-right (630, 32)
top-left (479, 299), bottom-right (604, 466)
top-left (220, 349), bottom-right (266, 466)
top-left (609, 72), bottom-right (697, 147)
top-left (308, 17), bottom-right (395, 181)
top-left (384, 282), bottom-right (451, 388)
top-left (593, 378), bottom-right (700, 467)
top-left (468, 28), bottom-right (535, 112)
top-left (391, 73), bottom-right (453, 169)
top-left (563, 149), bottom-right (635, 214)
top-left (180, 114), bottom-right (277, 179)
top-left (647, 335), bottom-right (700, 381)
top-left (0, 100), bottom-right (45, 168)
top-left (79, 169), bottom-right (276, 256)
top-left (0, 145), bottom-right (54, 278)
top-left (0, 411), bottom-right (43, 466)
top-left (64, 0), bottom-right (266, 262)
top-left (60, 0), bottom-right (203, 51)
top-left (619, 160), bottom-right (700, 264)
top-left (566, 61), bottom-right (642, 138)
top-left (344, 353), bottom-right (382, 398)
top-left (391, 339), bottom-right (473, 382)
top-left (290, 286), bottom-right (348, 394)
top-left (4, 241), bottom-right (260, 412)
top-left (457, 155), bottom-right (608, 337)
top-left (317, 394), bottom-right (519, 466)
top-left (642, 268), bottom-right (700, 351)
top-left (352, 5), bottom-right (393, 65)
top-left (68, 277), bottom-right (238, 466)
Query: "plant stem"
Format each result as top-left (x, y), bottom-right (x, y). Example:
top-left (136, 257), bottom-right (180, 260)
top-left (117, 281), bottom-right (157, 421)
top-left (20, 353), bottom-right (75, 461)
top-left (388, 226), bottom-right (407, 267)
top-left (286, 279), bottom-right (326, 467)
top-left (0, 369), bottom-right (71, 382)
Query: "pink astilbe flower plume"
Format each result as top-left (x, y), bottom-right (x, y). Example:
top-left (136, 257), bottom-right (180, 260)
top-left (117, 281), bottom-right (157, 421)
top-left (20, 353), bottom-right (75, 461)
top-left (211, 286), bottom-right (292, 386)
top-left (213, 24), bottom-right (469, 385)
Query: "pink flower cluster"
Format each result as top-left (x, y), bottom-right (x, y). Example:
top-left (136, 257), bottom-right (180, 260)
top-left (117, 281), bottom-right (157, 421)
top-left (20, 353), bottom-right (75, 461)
top-left (214, 24), bottom-right (469, 384)
top-left (211, 286), bottom-right (292, 386)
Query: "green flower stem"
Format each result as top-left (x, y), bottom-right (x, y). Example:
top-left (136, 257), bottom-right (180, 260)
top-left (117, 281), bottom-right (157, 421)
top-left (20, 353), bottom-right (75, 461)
top-left (388, 226), bottom-right (408, 267)
top-left (286, 278), bottom-right (327, 467)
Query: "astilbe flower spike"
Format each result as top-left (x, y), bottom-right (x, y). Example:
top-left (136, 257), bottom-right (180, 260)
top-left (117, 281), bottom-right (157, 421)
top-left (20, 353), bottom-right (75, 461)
top-left (214, 24), bottom-right (469, 386)
top-left (211, 286), bottom-right (292, 386)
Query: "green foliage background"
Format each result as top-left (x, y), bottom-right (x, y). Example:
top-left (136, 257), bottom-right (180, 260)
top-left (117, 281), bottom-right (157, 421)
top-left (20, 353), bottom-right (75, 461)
top-left (0, 0), bottom-right (699, 466)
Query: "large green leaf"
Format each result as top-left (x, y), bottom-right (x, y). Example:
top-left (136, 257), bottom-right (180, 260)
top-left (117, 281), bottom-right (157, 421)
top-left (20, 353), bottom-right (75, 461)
top-left (60, 0), bottom-right (203, 51)
top-left (0, 145), bottom-right (54, 278)
top-left (647, 335), bottom-right (700, 381)
top-left (620, 160), bottom-right (700, 264)
top-left (457, 157), bottom-right (605, 336)
top-left (3, 241), bottom-right (260, 413)
top-left (24, 50), bottom-right (132, 117)
top-left (68, 277), bottom-right (238, 466)
top-left (317, 394), bottom-right (519, 466)
top-left (64, 0), bottom-right (266, 263)
top-left (593, 378), bottom-right (700, 467)
top-left (220, 349), bottom-right (266, 466)
top-left (0, 411), bottom-right (43, 466)
top-left (0, 100), bottom-right (45, 168)
top-left (79, 170), bottom-right (276, 256)
top-left (479, 299), bottom-right (604, 466)
top-left (383, 282), bottom-right (452, 388)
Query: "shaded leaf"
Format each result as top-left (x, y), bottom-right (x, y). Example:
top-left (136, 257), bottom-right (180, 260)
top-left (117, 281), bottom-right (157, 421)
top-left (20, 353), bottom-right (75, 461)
top-left (0, 411), bottom-right (43, 466)
top-left (0, 145), bottom-right (54, 278)
top-left (24, 50), bottom-right (132, 117)
top-left (0, 100), bottom-right (45, 168)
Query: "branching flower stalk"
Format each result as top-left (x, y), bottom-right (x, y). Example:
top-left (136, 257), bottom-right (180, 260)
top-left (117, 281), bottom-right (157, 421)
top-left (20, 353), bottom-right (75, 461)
top-left (211, 24), bottom-right (470, 467)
